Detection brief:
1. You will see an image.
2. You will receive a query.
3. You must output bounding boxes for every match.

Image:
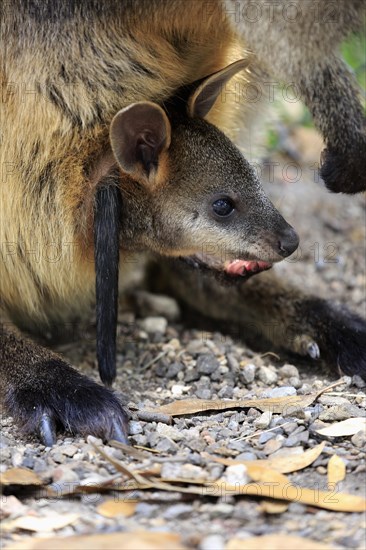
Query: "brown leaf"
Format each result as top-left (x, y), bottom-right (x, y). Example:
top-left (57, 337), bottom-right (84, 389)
top-left (202, 481), bottom-right (366, 512)
top-left (2, 513), bottom-right (79, 532)
top-left (316, 418), bottom-right (366, 438)
top-left (151, 394), bottom-right (317, 417)
top-left (259, 500), bottom-right (289, 514)
top-left (203, 442), bottom-right (326, 474)
top-left (328, 455), bottom-right (346, 486)
top-left (0, 468), bottom-right (44, 486)
top-left (225, 534), bottom-right (332, 550)
top-left (96, 499), bottom-right (136, 518)
top-left (6, 531), bottom-right (187, 550)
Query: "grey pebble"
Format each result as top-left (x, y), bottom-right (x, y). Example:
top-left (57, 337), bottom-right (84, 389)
top-left (185, 368), bottom-right (200, 382)
top-left (257, 366), bottom-right (278, 385)
top-left (195, 387), bottom-right (213, 400)
top-left (263, 438), bottom-right (283, 455)
top-left (254, 411), bottom-right (273, 429)
top-left (284, 430), bottom-right (309, 447)
top-left (129, 420), bottom-right (143, 435)
top-left (258, 432), bottom-right (276, 444)
top-left (139, 316), bottom-right (167, 334)
top-left (239, 364), bottom-right (256, 384)
top-left (197, 354), bottom-right (220, 375)
top-left (166, 362), bottom-right (184, 379)
top-left (352, 375), bottom-right (366, 388)
top-left (278, 364), bottom-right (299, 379)
top-left (262, 386), bottom-right (296, 398)
top-left (351, 430), bottom-right (366, 448)
top-left (163, 503), bottom-right (193, 519)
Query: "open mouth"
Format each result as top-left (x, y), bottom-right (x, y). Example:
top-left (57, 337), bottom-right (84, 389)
top-left (180, 254), bottom-right (272, 283)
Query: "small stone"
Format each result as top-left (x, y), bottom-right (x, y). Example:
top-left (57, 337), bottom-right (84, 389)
top-left (171, 384), bottom-right (189, 397)
top-left (288, 377), bottom-right (302, 389)
top-left (279, 364), bottom-right (299, 379)
top-left (284, 430), bottom-right (309, 447)
top-left (61, 445), bottom-right (78, 457)
top-left (163, 503), bottom-right (192, 519)
top-left (52, 465), bottom-right (80, 484)
top-left (200, 534), bottom-right (225, 550)
top-left (319, 404), bottom-right (365, 421)
top-left (254, 411), bottom-right (273, 429)
top-left (161, 462), bottom-right (207, 481)
top-left (140, 316), bottom-right (167, 334)
top-left (351, 430), bottom-right (366, 448)
top-left (239, 364), bottom-right (256, 384)
top-left (257, 366), bottom-right (278, 385)
top-left (21, 456), bottom-right (34, 469)
top-left (195, 387), bottom-right (213, 400)
top-left (263, 386), bottom-right (296, 398)
top-left (155, 438), bottom-right (178, 453)
top-left (217, 385), bottom-right (234, 399)
top-left (221, 464), bottom-right (249, 484)
top-left (196, 354), bottom-right (220, 375)
top-left (258, 432), bottom-right (276, 444)
top-left (129, 421), bottom-right (143, 435)
top-left (166, 362), bottom-right (184, 379)
top-left (185, 368), bottom-right (200, 382)
top-left (236, 452), bottom-right (257, 461)
top-left (263, 438), bottom-right (283, 455)
top-left (135, 503), bottom-right (159, 517)
top-left (352, 375), bottom-right (366, 388)
top-left (282, 422), bottom-right (299, 434)
top-left (316, 466), bottom-right (327, 474)
top-left (132, 291), bottom-right (180, 321)
top-left (156, 422), bottom-right (184, 441)
top-left (0, 435), bottom-right (11, 448)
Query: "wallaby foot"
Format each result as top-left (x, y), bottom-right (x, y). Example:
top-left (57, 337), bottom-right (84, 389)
top-left (320, 146), bottom-right (366, 194)
top-left (156, 262), bottom-right (366, 379)
top-left (0, 326), bottom-right (129, 446)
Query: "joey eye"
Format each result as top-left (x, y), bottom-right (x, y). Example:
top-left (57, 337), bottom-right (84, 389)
top-left (212, 197), bottom-right (235, 217)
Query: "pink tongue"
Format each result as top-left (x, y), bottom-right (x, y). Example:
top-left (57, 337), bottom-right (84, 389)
top-left (225, 259), bottom-right (271, 276)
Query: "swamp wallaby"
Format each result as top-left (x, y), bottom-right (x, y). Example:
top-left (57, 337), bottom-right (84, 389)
top-left (0, 0), bottom-right (365, 445)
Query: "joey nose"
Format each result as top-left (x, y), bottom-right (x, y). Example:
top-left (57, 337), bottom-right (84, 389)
top-left (277, 226), bottom-right (299, 258)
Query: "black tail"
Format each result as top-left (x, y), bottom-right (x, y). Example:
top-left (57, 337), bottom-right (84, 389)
top-left (94, 182), bottom-right (122, 386)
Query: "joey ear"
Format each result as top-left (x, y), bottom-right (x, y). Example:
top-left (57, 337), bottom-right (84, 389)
top-left (188, 59), bottom-right (250, 118)
top-left (110, 101), bottom-right (171, 177)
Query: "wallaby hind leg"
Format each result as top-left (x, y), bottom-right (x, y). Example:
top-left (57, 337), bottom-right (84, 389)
top-left (228, 0), bottom-right (366, 194)
top-left (156, 261), bottom-right (366, 379)
top-left (0, 324), bottom-right (129, 445)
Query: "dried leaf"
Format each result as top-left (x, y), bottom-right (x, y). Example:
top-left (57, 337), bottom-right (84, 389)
top-left (0, 468), bottom-right (43, 486)
top-left (259, 500), bottom-right (289, 514)
top-left (203, 442), bottom-right (326, 474)
top-left (3, 513), bottom-right (79, 532)
top-left (6, 531), bottom-right (187, 550)
top-left (202, 481), bottom-right (366, 512)
top-left (244, 465), bottom-right (289, 485)
top-left (328, 455), bottom-right (346, 486)
top-left (96, 499), bottom-right (136, 518)
top-left (316, 417), bottom-right (366, 437)
top-left (225, 534), bottom-right (332, 550)
top-left (151, 394), bottom-right (317, 417)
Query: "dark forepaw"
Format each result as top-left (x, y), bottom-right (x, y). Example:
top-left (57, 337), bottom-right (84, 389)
top-left (302, 299), bottom-right (366, 379)
top-left (5, 358), bottom-right (129, 446)
top-left (320, 147), bottom-right (366, 194)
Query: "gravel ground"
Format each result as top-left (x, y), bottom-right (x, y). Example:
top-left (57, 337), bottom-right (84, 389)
top-left (1, 127), bottom-right (365, 549)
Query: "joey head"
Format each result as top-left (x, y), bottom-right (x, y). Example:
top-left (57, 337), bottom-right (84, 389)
top-left (108, 60), bottom-right (299, 286)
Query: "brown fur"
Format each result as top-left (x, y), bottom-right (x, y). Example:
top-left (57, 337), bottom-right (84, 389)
top-left (0, 0), bottom-right (365, 443)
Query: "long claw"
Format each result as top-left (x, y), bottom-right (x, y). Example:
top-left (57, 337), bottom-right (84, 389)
top-left (110, 417), bottom-right (129, 445)
top-left (39, 412), bottom-right (57, 447)
top-left (308, 342), bottom-right (320, 359)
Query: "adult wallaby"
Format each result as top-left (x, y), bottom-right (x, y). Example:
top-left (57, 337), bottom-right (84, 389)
top-left (0, 0), bottom-right (365, 445)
